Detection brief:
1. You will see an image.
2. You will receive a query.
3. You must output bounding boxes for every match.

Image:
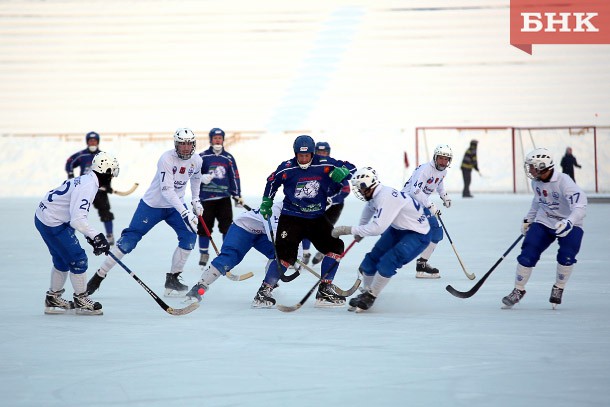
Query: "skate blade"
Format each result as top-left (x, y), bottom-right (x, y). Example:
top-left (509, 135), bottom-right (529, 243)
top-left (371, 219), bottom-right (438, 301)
top-left (164, 288), bottom-right (187, 298)
top-left (44, 306), bottom-right (73, 315)
top-left (354, 307), bottom-right (367, 313)
top-left (551, 303), bottom-right (558, 310)
top-left (348, 306), bottom-right (357, 312)
top-left (416, 272), bottom-right (441, 279)
top-left (75, 308), bottom-right (103, 316)
top-left (182, 296), bottom-right (201, 304)
top-left (314, 300), bottom-right (346, 308)
top-left (501, 304), bottom-right (515, 309)
top-left (251, 303), bottom-right (276, 309)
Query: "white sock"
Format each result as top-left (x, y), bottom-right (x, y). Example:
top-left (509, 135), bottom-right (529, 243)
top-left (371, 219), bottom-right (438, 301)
top-left (50, 267), bottom-right (68, 292)
top-left (70, 272), bottom-right (87, 295)
top-left (555, 264), bottom-right (574, 289)
top-left (515, 264), bottom-right (533, 290)
top-left (420, 242), bottom-right (437, 261)
top-left (370, 274), bottom-right (391, 297)
top-left (361, 272), bottom-right (375, 292)
top-left (200, 265), bottom-right (221, 286)
top-left (170, 247), bottom-right (191, 274)
top-left (98, 246), bottom-right (125, 277)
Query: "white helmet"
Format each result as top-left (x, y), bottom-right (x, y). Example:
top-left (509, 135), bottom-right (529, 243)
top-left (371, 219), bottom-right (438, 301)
top-left (433, 144), bottom-right (452, 171)
top-left (174, 128), bottom-right (196, 160)
top-left (524, 148), bottom-right (554, 180)
top-left (92, 152), bottom-right (120, 178)
top-left (350, 166), bottom-right (380, 201)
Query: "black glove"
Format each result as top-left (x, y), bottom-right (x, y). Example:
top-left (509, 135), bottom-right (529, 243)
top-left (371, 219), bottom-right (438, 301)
top-left (86, 233), bottom-right (110, 256)
top-left (99, 186), bottom-right (113, 194)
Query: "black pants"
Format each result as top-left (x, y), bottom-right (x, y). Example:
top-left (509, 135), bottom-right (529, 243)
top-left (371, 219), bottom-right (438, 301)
top-left (325, 203), bottom-right (344, 225)
top-left (462, 168), bottom-right (472, 197)
top-left (202, 197), bottom-right (233, 236)
top-left (276, 214), bottom-right (345, 265)
top-left (93, 191), bottom-right (114, 222)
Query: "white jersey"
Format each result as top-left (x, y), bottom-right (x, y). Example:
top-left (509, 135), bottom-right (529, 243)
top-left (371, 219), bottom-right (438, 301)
top-left (526, 171), bottom-right (587, 229)
top-left (35, 173), bottom-right (100, 239)
top-left (142, 150), bottom-right (203, 213)
top-left (352, 185), bottom-right (430, 237)
top-left (402, 160), bottom-right (448, 207)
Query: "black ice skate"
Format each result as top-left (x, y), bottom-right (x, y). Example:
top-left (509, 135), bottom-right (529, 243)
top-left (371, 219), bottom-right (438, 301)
top-left (302, 252), bottom-right (311, 265)
top-left (199, 253), bottom-right (209, 267)
top-left (502, 288), bottom-right (526, 309)
top-left (44, 289), bottom-right (74, 315)
top-left (315, 282), bottom-right (346, 307)
top-left (184, 282), bottom-right (208, 303)
top-left (311, 252), bottom-right (324, 265)
top-left (73, 292), bottom-right (103, 315)
top-left (86, 271), bottom-right (105, 295)
top-left (164, 272), bottom-right (188, 297)
top-left (353, 291), bottom-right (377, 313)
top-left (549, 285), bottom-right (564, 309)
top-left (251, 283), bottom-right (276, 308)
top-left (415, 258), bottom-right (440, 279)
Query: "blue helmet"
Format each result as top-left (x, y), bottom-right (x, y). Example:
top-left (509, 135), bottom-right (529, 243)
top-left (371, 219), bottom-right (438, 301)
top-left (293, 135), bottom-right (315, 155)
top-left (315, 141), bottom-right (331, 154)
top-left (209, 128), bottom-right (225, 142)
top-left (86, 131), bottom-right (100, 143)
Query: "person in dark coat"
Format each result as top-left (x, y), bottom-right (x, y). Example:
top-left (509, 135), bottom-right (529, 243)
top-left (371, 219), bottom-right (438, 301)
top-left (560, 147), bottom-right (581, 182)
top-left (460, 139), bottom-right (480, 198)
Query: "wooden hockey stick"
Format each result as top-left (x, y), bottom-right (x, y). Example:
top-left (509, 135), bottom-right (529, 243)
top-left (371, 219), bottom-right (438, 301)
top-left (232, 196), bottom-right (252, 211)
top-left (108, 252), bottom-right (199, 316)
top-left (295, 259), bottom-right (361, 296)
top-left (445, 234), bottom-right (524, 299)
top-left (197, 215), bottom-right (253, 281)
top-left (437, 213), bottom-right (475, 280)
top-left (113, 183), bottom-right (139, 196)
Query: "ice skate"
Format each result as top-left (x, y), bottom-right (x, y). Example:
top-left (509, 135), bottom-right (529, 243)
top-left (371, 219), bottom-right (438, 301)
top-left (86, 271), bottom-right (105, 295)
top-left (353, 291), bottom-right (376, 313)
top-left (73, 292), bottom-right (103, 315)
top-left (311, 252), bottom-right (324, 266)
top-left (415, 258), bottom-right (440, 279)
top-left (184, 282), bottom-right (208, 303)
top-left (164, 272), bottom-right (188, 297)
top-left (502, 288), bottom-right (526, 309)
top-left (251, 283), bottom-right (276, 308)
top-left (549, 285), bottom-right (564, 309)
top-left (301, 252), bottom-right (311, 265)
top-left (198, 253), bottom-right (209, 267)
top-left (348, 292), bottom-right (364, 312)
top-left (44, 289), bottom-right (74, 315)
top-left (315, 282), bottom-right (346, 307)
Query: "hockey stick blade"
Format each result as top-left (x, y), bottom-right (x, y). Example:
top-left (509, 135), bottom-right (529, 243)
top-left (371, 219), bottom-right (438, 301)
top-left (226, 271), bottom-right (254, 281)
top-left (113, 183), bottom-right (139, 196)
top-left (445, 235), bottom-right (524, 299)
top-left (166, 302), bottom-right (200, 316)
top-left (295, 259), bottom-right (361, 296)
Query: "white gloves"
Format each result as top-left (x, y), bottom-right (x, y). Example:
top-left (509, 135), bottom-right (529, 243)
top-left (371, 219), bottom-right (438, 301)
top-left (331, 225), bottom-right (352, 238)
top-left (554, 220), bottom-right (573, 238)
top-left (181, 209), bottom-right (198, 234)
top-left (201, 173), bottom-right (214, 185)
top-left (521, 219), bottom-right (532, 236)
top-left (191, 200), bottom-right (203, 216)
top-left (427, 202), bottom-right (441, 216)
top-left (233, 196), bottom-right (245, 208)
top-left (441, 194), bottom-right (451, 208)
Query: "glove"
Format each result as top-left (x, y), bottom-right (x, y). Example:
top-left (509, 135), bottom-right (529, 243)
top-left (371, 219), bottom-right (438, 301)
top-left (354, 235), bottom-right (364, 243)
top-left (441, 194), bottom-right (451, 208)
top-left (99, 186), bottom-right (113, 194)
top-left (233, 196), bottom-right (245, 208)
top-left (521, 219), bottom-right (532, 236)
top-left (427, 203), bottom-right (441, 216)
top-left (181, 209), bottom-right (198, 234)
top-left (554, 219), bottom-right (573, 238)
top-left (329, 166), bottom-right (350, 183)
top-left (332, 225), bottom-right (352, 238)
top-left (191, 199), bottom-right (203, 216)
top-left (86, 233), bottom-right (110, 256)
top-left (260, 197), bottom-right (273, 220)
top-left (201, 173), bottom-right (214, 185)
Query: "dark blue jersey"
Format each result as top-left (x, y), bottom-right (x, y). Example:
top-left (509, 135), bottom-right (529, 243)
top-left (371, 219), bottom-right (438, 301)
top-left (319, 156), bottom-right (355, 206)
top-left (199, 147), bottom-right (241, 200)
top-left (65, 148), bottom-right (97, 177)
top-left (264, 155), bottom-right (349, 219)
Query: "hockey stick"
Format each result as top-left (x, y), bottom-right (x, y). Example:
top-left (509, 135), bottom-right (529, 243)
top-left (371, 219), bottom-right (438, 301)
top-left (112, 183), bottom-right (139, 196)
top-left (266, 217), bottom-right (299, 282)
top-left (445, 234), bottom-right (524, 299)
top-left (197, 215), bottom-right (253, 281)
top-left (232, 196), bottom-right (252, 211)
top-left (108, 252), bottom-right (199, 316)
top-left (295, 259), bottom-right (361, 296)
top-left (277, 239), bottom-right (358, 312)
top-left (437, 213), bottom-right (475, 280)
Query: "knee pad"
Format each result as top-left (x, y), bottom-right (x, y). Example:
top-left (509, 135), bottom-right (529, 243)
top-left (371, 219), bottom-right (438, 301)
top-left (517, 252), bottom-right (538, 268)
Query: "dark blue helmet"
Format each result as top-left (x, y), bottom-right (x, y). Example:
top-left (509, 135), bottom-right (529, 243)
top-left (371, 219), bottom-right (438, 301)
top-left (209, 128), bottom-right (225, 142)
top-left (86, 131), bottom-right (100, 143)
top-left (293, 135), bottom-right (315, 155)
top-left (315, 141), bottom-right (331, 154)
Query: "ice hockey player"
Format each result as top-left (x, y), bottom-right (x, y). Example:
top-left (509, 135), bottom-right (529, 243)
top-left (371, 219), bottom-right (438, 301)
top-left (259, 135), bottom-right (352, 307)
top-left (36, 152), bottom-right (120, 315)
top-left (401, 144), bottom-right (452, 278)
top-left (332, 166), bottom-right (431, 312)
top-left (502, 148), bottom-right (587, 309)
top-left (65, 131), bottom-right (117, 245)
top-left (86, 128), bottom-right (203, 297)
top-left (197, 127), bottom-right (244, 268)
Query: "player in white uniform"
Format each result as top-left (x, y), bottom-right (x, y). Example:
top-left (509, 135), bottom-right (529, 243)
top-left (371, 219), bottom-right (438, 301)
top-left (87, 129), bottom-right (203, 296)
top-left (332, 167), bottom-right (431, 312)
top-left (35, 152), bottom-right (120, 315)
top-left (401, 144), bottom-right (453, 278)
top-left (184, 202), bottom-right (303, 308)
top-left (502, 148), bottom-right (587, 309)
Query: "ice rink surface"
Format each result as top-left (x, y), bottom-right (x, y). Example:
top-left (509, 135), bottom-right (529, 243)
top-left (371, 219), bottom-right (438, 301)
top-left (1, 194), bottom-right (609, 407)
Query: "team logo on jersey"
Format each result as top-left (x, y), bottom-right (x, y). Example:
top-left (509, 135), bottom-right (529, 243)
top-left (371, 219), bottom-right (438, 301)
top-left (552, 191), bottom-right (560, 200)
top-left (427, 177), bottom-right (434, 184)
top-left (281, 231), bottom-right (288, 239)
top-left (188, 164), bottom-right (195, 177)
top-left (295, 179), bottom-right (320, 199)
top-left (267, 172), bottom-right (275, 182)
top-left (172, 166), bottom-right (178, 174)
top-left (179, 167), bottom-right (186, 174)
top-left (324, 166), bottom-right (330, 173)
top-left (211, 165), bottom-right (226, 179)
top-left (542, 189), bottom-right (548, 197)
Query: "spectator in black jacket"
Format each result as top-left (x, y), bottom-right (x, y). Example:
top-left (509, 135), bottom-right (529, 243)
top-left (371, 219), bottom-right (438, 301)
top-left (560, 147), bottom-right (581, 182)
top-left (460, 139), bottom-right (479, 198)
